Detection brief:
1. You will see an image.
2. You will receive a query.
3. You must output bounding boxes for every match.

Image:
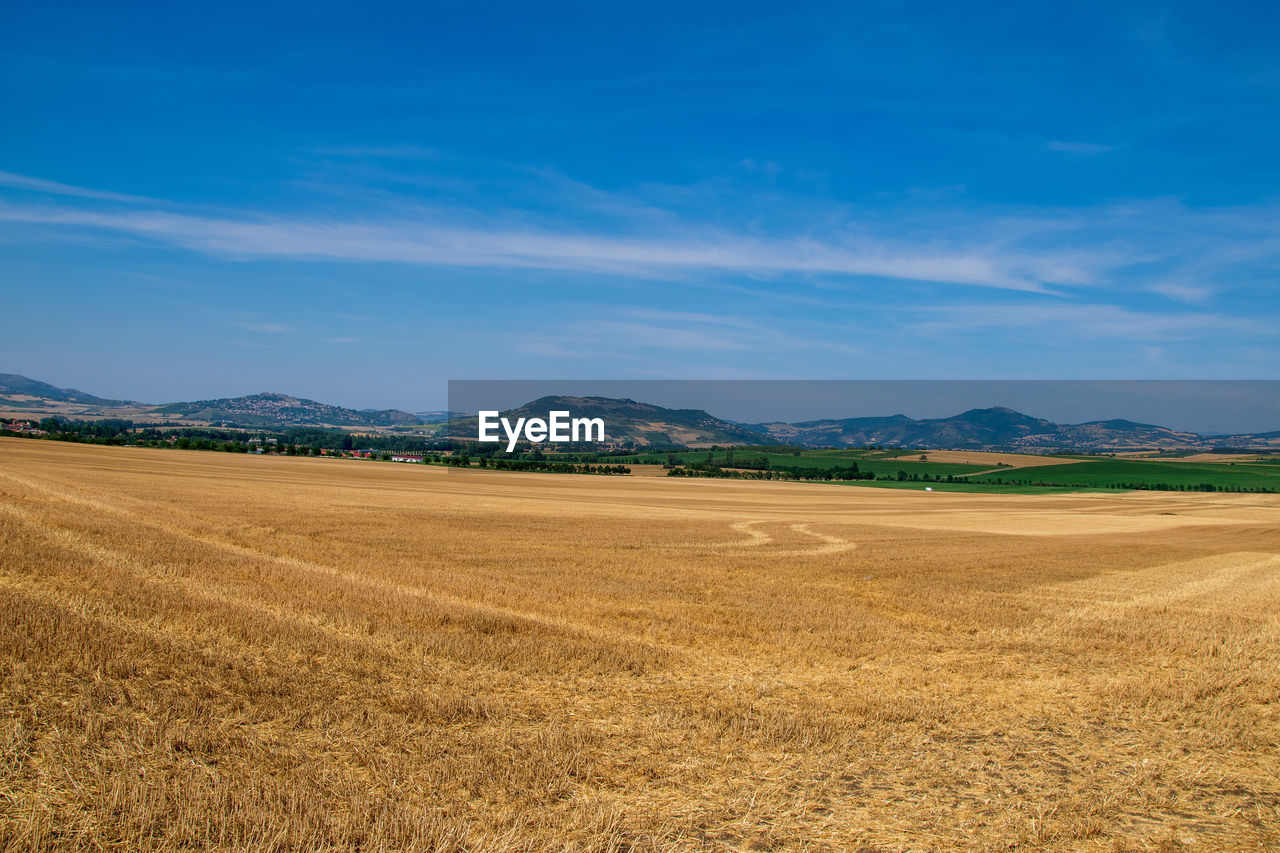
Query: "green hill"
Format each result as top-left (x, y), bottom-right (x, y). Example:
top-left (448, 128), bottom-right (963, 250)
top-left (153, 393), bottom-right (426, 428)
top-left (0, 373), bottom-right (138, 407)
top-left (970, 459), bottom-right (1280, 491)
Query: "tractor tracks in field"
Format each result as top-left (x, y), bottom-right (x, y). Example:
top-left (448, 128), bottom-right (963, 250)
top-left (0, 471), bottom-right (672, 662)
top-left (0, 469), bottom-right (860, 687)
top-left (1029, 550), bottom-right (1280, 622)
top-left (674, 519), bottom-right (859, 557)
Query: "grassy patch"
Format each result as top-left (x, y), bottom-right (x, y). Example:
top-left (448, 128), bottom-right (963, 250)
top-left (610, 449), bottom-right (992, 478)
top-left (970, 459), bottom-right (1280, 491)
top-left (830, 479), bottom-right (1117, 494)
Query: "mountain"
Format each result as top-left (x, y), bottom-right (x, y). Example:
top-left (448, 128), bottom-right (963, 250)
top-left (2, 372), bottom-right (1276, 450)
top-left (0, 373), bottom-right (139, 408)
top-left (0, 373), bottom-right (428, 429)
top-left (450, 395), bottom-right (766, 447)
top-left (759, 408), bottom-right (1064, 448)
top-left (412, 410), bottom-right (462, 424)
top-left (153, 393), bottom-right (426, 428)
top-left (1051, 418), bottom-right (1201, 450)
top-left (448, 400), bottom-right (1276, 451)
top-left (757, 414), bottom-right (913, 447)
top-left (755, 407), bottom-right (1230, 451)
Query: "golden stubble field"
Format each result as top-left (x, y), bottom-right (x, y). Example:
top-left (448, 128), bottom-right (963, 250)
top-left (1, 438), bottom-right (1277, 852)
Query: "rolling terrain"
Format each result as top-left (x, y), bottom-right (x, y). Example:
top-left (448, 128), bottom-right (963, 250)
top-left (0, 373), bottom-right (137, 408)
top-left (5, 373), bottom-right (1279, 451)
top-left (607, 447), bottom-right (1280, 493)
top-left (0, 375), bottom-right (431, 430)
top-left (152, 392), bottom-right (427, 428)
top-left (1, 438), bottom-right (1277, 851)
top-left (755, 406), bottom-right (1280, 452)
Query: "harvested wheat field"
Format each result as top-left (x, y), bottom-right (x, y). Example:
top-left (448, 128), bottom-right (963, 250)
top-left (882, 450), bottom-right (1086, 470)
top-left (1, 438), bottom-right (1278, 852)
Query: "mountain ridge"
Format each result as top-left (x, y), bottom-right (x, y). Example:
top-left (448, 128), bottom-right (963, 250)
top-left (1, 373), bottom-right (1277, 450)
top-left (0, 373), bottom-right (140, 408)
top-left (750, 405), bottom-right (1217, 451)
top-left (153, 392), bottom-right (426, 427)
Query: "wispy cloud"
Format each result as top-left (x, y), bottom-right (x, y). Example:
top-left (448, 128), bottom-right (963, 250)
top-left (312, 144), bottom-right (441, 160)
top-left (0, 170), bottom-right (155, 204)
top-left (1046, 140), bottom-right (1115, 155)
top-left (514, 338), bottom-right (583, 358)
top-left (1149, 282), bottom-right (1214, 303)
top-left (3, 169), bottom-right (1280, 320)
top-left (514, 307), bottom-right (860, 357)
top-left (911, 302), bottom-right (1268, 340)
top-left (235, 321), bottom-right (292, 334)
top-left (0, 199), bottom-right (1056, 292)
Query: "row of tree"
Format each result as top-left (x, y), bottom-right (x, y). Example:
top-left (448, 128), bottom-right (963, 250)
top-left (667, 464), bottom-right (877, 481)
top-left (0, 421), bottom-right (639, 477)
top-left (981, 477), bottom-right (1275, 493)
top-left (483, 458), bottom-right (630, 475)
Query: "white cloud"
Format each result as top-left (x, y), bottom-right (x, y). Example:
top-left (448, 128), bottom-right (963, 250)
top-left (511, 307), bottom-right (860, 357)
top-left (0, 170), bottom-right (154, 203)
top-left (0, 200), bottom-right (1056, 291)
top-left (3, 168), bottom-right (1279, 327)
top-left (1046, 140), bottom-right (1115, 155)
top-left (1149, 282), bottom-right (1214, 303)
top-left (235, 321), bottom-right (291, 334)
top-left (514, 338), bottom-right (583, 358)
top-left (911, 302), bottom-right (1267, 340)
top-left (312, 144), bottom-right (441, 160)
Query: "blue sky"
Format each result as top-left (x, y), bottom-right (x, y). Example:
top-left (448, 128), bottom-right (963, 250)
top-left (2, 1), bottom-right (1278, 410)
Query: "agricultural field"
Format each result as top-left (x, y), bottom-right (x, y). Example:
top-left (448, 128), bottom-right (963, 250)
top-left (604, 447), bottom-right (1280, 493)
top-left (1, 437), bottom-right (1278, 851)
top-left (970, 458), bottom-right (1280, 491)
top-left (606, 449), bottom-right (995, 479)
top-left (880, 450), bottom-right (1088, 469)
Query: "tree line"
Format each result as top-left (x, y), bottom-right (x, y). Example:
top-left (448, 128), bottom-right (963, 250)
top-left (0, 418), bottom-right (633, 475)
top-left (668, 463), bottom-right (876, 481)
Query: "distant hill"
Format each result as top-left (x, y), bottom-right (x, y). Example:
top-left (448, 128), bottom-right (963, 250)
top-left (0, 373), bottom-right (138, 408)
top-left (755, 406), bottom-right (1219, 451)
top-left (449, 399), bottom-right (1274, 452)
top-left (0, 374), bottom-right (429, 429)
top-left (450, 395), bottom-right (766, 447)
top-left (153, 393), bottom-right (426, 428)
top-left (2, 372), bottom-right (1276, 450)
top-left (412, 410), bottom-right (462, 424)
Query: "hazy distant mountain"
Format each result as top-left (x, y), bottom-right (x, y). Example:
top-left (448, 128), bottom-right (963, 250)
top-left (447, 400), bottom-right (1275, 451)
top-left (0, 373), bottom-right (139, 407)
top-left (0, 373), bottom-right (428, 429)
top-left (153, 393), bottom-right (426, 427)
top-left (2, 373), bottom-right (1276, 449)
top-left (412, 410), bottom-right (461, 424)
top-left (1050, 418), bottom-right (1202, 450)
top-left (755, 406), bottom-right (1233, 451)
